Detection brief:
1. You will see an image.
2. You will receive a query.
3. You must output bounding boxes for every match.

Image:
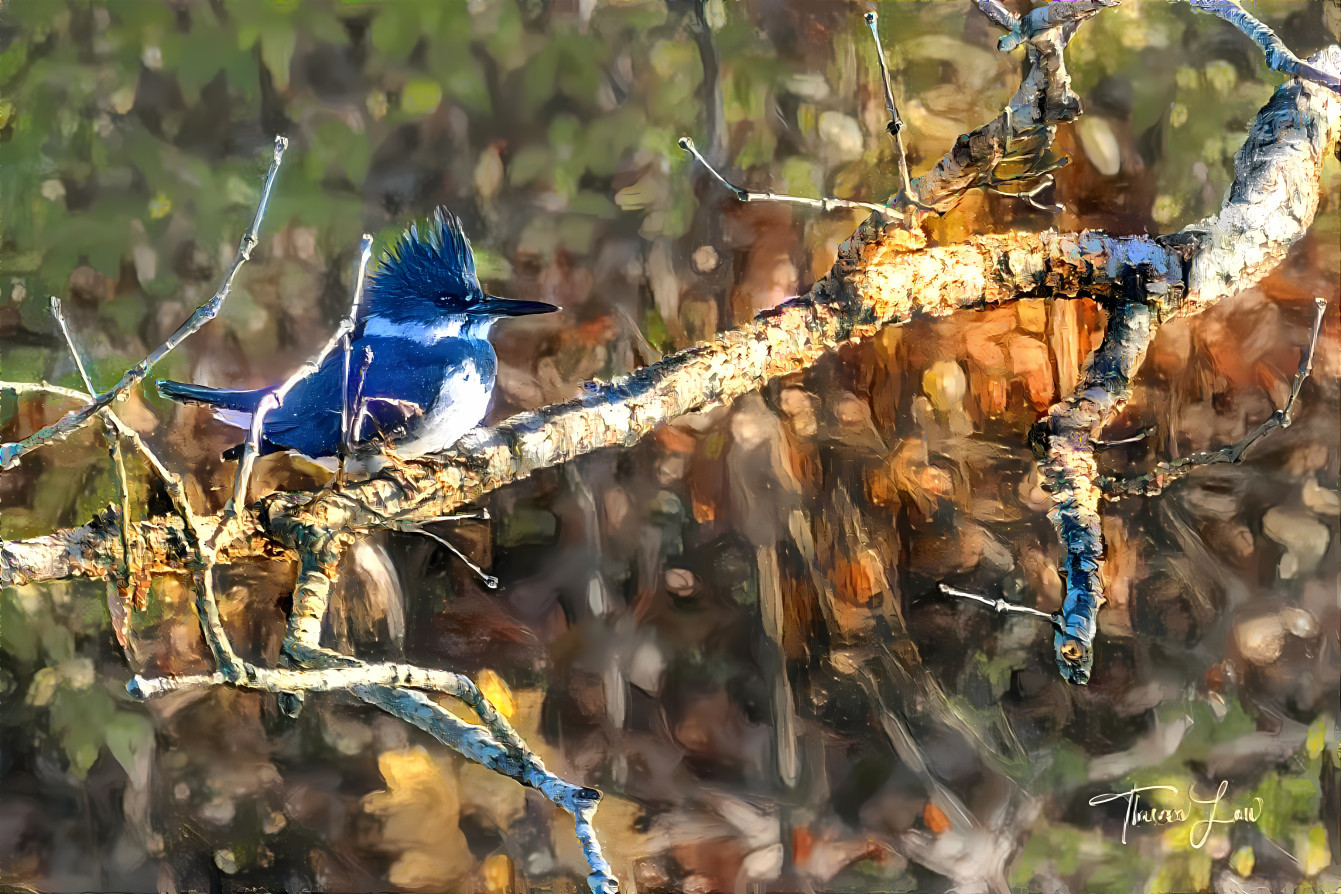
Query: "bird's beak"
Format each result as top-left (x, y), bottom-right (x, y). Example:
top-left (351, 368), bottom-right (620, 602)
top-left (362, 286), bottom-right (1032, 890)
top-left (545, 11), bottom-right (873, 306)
top-left (472, 296), bottom-right (560, 317)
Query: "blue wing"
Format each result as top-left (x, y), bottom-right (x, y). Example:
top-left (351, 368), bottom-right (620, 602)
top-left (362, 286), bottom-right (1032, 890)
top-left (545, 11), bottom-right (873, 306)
top-left (254, 337), bottom-right (482, 458)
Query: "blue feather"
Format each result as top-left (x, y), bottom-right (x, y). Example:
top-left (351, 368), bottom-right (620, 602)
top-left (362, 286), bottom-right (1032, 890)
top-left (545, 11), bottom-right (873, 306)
top-left (361, 207), bottom-right (483, 327)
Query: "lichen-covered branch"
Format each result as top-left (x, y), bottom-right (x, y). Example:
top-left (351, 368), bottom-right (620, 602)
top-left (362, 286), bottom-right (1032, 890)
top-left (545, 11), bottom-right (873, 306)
top-left (1028, 46), bottom-right (1340, 682)
top-left (0, 205), bottom-right (1309, 590)
top-left (1183, 46), bottom-right (1341, 312)
top-left (1029, 300), bottom-right (1157, 684)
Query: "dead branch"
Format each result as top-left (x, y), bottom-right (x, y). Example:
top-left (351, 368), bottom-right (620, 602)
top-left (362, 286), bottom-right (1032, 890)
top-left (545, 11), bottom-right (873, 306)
top-left (0, 136), bottom-right (289, 470)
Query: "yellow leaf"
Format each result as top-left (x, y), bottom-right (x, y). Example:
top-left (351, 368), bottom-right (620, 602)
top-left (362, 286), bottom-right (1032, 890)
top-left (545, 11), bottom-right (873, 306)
top-left (148, 193), bottom-right (172, 220)
top-left (1302, 824), bottom-right (1329, 877)
top-left (1304, 716), bottom-right (1327, 760)
top-left (483, 853), bottom-right (513, 894)
top-left (363, 747), bottom-right (473, 889)
top-left (402, 79), bottom-right (443, 116)
top-left (477, 669), bottom-right (516, 720)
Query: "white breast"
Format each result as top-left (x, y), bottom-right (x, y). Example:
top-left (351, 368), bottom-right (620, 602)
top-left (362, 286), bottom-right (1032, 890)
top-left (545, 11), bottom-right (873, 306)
top-left (394, 358), bottom-right (493, 458)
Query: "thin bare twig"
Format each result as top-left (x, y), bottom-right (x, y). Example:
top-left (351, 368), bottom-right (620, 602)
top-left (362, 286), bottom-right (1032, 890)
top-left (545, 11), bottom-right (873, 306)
top-left (939, 583), bottom-right (1055, 624)
top-left (232, 234), bottom-right (374, 512)
top-left (50, 296), bottom-right (134, 589)
top-left (405, 524), bottom-right (499, 589)
top-left (1102, 296), bottom-right (1330, 498)
top-left (337, 345), bottom-right (376, 489)
top-left (0, 136), bottom-right (289, 470)
top-left (677, 137), bottom-right (895, 217)
top-left (864, 12), bottom-right (916, 217)
top-left (339, 238), bottom-right (376, 469)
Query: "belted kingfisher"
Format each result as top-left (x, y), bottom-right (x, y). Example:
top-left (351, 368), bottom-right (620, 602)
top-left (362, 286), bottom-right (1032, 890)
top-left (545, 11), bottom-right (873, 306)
top-left (158, 208), bottom-right (556, 462)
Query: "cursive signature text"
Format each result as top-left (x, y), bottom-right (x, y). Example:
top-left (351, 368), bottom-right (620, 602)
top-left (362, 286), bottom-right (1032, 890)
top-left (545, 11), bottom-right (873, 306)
top-left (1089, 780), bottom-right (1263, 847)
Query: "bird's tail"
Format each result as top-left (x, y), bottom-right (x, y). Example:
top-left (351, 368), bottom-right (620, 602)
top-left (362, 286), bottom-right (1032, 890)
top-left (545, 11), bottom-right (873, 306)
top-left (157, 380), bottom-right (267, 412)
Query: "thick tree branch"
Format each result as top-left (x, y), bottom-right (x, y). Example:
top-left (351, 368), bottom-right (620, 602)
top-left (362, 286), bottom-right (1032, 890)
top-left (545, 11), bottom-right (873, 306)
top-left (1028, 45), bottom-right (1340, 682)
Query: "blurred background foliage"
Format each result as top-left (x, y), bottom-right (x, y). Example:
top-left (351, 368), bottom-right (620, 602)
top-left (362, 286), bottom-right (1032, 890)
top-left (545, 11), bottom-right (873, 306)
top-left (0, 1), bottom-right (1338, 892)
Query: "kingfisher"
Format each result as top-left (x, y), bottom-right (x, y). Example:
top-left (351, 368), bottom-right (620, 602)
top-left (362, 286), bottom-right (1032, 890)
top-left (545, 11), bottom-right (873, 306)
top-left (158, 208), bottom-right (556, 463)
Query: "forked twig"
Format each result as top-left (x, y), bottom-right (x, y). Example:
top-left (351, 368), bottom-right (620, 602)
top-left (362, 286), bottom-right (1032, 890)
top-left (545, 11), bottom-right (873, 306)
top-left (1102, 296), bottom-right (1330, 498)
top-left (339, 241), bottom-right (376, 476)
top-left (0, 136), bottom-right (289, 470)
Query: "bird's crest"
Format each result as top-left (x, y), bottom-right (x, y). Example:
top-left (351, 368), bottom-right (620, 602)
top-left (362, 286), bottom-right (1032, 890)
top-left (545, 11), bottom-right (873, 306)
top-left (361, 207), bottom-right (483, 325)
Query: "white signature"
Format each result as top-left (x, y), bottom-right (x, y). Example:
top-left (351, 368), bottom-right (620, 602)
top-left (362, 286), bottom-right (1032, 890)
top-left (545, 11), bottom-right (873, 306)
top-left (1088, 781), bottom-right (1263, 848)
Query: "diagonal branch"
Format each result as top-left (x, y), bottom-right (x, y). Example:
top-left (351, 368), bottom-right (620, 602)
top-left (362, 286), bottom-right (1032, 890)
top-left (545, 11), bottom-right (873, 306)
top-left (50, 296), bottom-right (135, 592)
top-left (1102, 295), bottom-right (1329, 498)
top-left (0, 136), bottom-right (288, 471)
top-left (1186, 0), bottom-right (1341, 94)
top-left (128, 651), bottom-right (617, 893)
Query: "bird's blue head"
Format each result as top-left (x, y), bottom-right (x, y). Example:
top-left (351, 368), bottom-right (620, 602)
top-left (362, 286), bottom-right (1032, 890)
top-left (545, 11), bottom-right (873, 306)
top-left (361, 207), bottom-right (556, 330)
